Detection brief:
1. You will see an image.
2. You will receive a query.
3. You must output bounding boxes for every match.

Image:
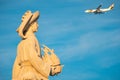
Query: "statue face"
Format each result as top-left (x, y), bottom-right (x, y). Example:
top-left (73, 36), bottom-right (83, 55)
top-left (32, 21), bottom-right (39, 32)
top-left (50, 65), bottom-right (62, 76)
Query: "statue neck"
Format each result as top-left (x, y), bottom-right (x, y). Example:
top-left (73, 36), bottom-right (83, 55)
top-left (25, 29), bottom-right (35, 37)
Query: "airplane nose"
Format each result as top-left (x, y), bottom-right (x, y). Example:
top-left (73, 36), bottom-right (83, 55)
top-left (85, 10), bottom-right (91, 13)
top-left (85, 10), bottom-right (89, 13)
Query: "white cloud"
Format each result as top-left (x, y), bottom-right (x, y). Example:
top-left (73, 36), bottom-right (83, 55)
top-left (59, 71), bottom-right (99, 80)
top-left (77, 72), bottom-right (99, 80)
top-left (96, 55), bottom-right (120, 68)
top-left (58, 29), bottom-right (120, 61)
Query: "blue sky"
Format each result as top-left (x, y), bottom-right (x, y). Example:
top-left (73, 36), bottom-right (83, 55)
top-left (0, 0), bottom-right (120, 80)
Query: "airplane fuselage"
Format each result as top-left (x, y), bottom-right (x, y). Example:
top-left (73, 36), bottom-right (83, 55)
top-left (93, 8), bottom-right (111, 14)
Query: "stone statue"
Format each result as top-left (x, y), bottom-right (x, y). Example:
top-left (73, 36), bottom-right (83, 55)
top-left (12, 10), bottom-right (63, 80)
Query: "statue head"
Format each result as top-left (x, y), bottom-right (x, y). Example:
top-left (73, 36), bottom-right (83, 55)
top-left (16, 10), bottom-right (40, 39)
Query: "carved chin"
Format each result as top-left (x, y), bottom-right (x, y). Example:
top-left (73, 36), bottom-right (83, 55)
top-left (50, 70), bottom-right (61, 76)
top-left (50, 70), bottom-right (55, 76)
top-left (33, 30), bottom-right (37, 32)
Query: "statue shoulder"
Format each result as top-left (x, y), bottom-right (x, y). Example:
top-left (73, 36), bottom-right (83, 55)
top-left (18, 37), bottom-right (35, 47)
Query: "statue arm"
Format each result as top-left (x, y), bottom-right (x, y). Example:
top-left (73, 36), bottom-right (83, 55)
top-left (26, 40), bottom-right (51, 78)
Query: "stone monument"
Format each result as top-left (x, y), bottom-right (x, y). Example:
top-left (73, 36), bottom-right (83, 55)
top-left (12, 10), bottom-right (63, 80)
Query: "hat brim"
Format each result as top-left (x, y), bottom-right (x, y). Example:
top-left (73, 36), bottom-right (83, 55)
top-left (29, 11), bottom-right (39, 24)
top-left (23, 11), bottom-right (40, 32)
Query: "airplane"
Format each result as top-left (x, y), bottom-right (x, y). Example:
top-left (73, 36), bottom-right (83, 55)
top-left (85, 3), bottom-right (114, 14)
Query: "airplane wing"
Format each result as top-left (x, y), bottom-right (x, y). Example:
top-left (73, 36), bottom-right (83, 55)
top-left (85, 4), bottom-right (103, 14)
top-left (96, 4), bottom-right (102, 10)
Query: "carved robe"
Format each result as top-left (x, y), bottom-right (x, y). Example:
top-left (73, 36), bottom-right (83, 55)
top-left (12, 34), bottom-right (50, 80)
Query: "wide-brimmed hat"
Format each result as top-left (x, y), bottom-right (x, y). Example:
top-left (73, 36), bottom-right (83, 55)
top-left (17, 10), bottom-right (40, 38)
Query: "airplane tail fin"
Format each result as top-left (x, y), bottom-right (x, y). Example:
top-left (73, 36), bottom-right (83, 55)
top-left (109, 3), bottom-right (114, 10)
